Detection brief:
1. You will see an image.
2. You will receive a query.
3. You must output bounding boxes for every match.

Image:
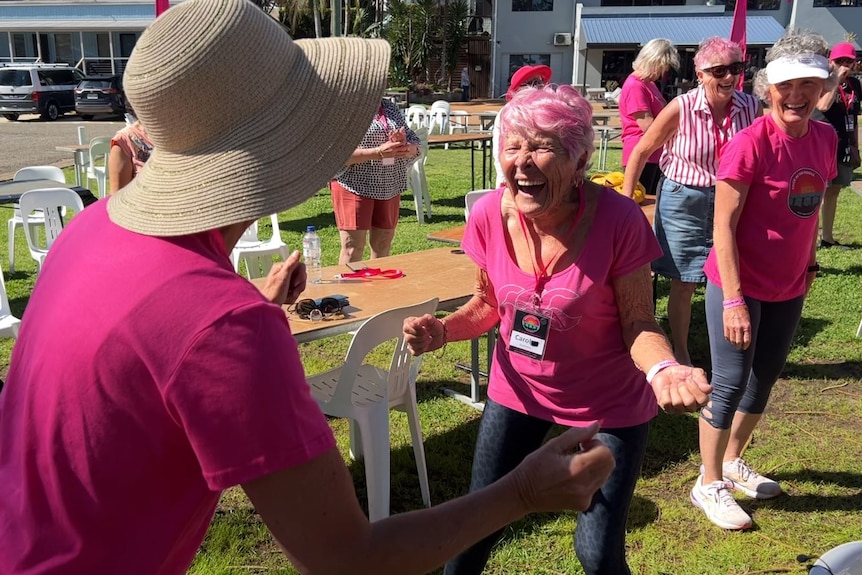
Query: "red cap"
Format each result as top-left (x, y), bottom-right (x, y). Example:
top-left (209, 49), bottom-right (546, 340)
top-left (830, 42), bottom-right (857, 62)
top-left (506, 65), bottom-right (552, 101)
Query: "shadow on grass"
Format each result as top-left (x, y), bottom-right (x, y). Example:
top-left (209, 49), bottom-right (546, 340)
top-left (784, 359), bottom-right (862, 380)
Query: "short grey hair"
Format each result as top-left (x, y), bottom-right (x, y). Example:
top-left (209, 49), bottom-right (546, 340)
top-left (754, 29), bottom-right (834, 102)
top-left (632, 38), bottom-right (680, 81)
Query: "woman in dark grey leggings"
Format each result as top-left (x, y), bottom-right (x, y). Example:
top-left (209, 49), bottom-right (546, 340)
top-left (693, 29), bottom-right (835, 531)
top-left (444, 399), bottom-right (648, 575)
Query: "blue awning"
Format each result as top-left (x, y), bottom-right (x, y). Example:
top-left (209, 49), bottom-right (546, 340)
top-left (582, 16), bottom-right (786, 46)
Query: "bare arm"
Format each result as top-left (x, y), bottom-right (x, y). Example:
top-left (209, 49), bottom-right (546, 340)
top-left (713, 178), bottom-right (752, 350)
top-left (612, 264), bottom-right (711, 412)
top-left (108, 145), bottom-right (133, 195)
top-left (243, 425), bottom-right (615, 575)
top-left (622, 99), bottom-right (680, 198)
top-left (632, 110), bottom-right (655, 135)
top-left (403, 266), bottom-right (500, 355)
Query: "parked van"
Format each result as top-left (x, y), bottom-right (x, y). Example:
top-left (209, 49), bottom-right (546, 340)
top-left (0, 64), bottom-right (85, 121)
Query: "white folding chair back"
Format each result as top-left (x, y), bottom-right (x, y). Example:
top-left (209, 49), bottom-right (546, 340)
top-left (465, 188), bottom-right (495, 221)
top-left (449, 110), bottom-right (470, 135)
top-left (9, 166), bottom-right (67, 273)
top-left (306, 297), bottom-right (439, 521)
top-left (0, 259), bottom-right (21, 339)
top-left (405, 105), bottom-right (428, 130)
top-left (408, 128), bottom-right (431, 223)
top-left (18, 187), bottom-right (85, 275)
top-left (427, 100), bottom-right (451, 136)
top-left (229, 213), bottom-right (290, 279)
top-left (86, 137), bottom-right (111, 198)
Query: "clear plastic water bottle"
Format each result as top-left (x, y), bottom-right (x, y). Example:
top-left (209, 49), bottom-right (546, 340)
top-left (302, 225), bottom-right (322, 284)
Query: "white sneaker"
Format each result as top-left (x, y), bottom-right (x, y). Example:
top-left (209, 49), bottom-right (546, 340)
top-left (723, 458), bottom-right (782, 499)
top-left (690, 475), bottom-right (752, 530)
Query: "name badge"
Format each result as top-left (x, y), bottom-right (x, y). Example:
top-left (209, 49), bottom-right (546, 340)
top-left (846, 114), bottom-right (856, 133)
top-left (382, 157), bottom-right (395, 166)
top-left (509, 307), bottom-right (551, 361)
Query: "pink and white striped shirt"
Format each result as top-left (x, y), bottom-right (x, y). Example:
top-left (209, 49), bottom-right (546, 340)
top-left (660, 87), bottom-right (759, 187)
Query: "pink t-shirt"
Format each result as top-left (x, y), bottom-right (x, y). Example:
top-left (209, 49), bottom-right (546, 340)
top-left (704, 115), bottom-right (837, 302)
top-left (0, 202), bottom-right (334, 574)
top-left (462, 188), bottom-right (662, 428)
top-left (619, 74), bottom-right (666, 166)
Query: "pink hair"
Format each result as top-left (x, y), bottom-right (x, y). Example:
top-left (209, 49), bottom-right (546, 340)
top-left (498, 84), bottom-right (595, 165)
top-left (694, 37), bottom-right (743, 70)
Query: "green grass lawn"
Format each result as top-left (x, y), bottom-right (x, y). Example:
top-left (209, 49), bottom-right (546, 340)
top-left (2, 144), bottom-right (861, 574)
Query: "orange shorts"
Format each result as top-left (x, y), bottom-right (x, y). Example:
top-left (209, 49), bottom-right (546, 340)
top-left (330, 181), bottom-right (400, 230)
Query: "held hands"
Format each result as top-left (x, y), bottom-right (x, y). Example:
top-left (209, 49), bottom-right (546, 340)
top-left (509, 422), bottom-right (615, 513)
top-left (723, 305), bottom-right (752, 350)
top-left (403, 314), bottom-right (446, 356)
top-left (650, 365), bottom-right (712, 414)
top-left (260, 250), bottom-right (307, 306)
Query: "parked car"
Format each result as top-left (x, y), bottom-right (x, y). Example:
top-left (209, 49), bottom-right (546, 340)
top-left (74, 75), bottom-right (126, 120)
top-left (0, 64), bottom-right (84, 121)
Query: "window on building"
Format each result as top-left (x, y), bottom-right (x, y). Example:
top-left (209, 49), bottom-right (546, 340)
top-left (812, 0), bottom-right (862, 5)
top-left (601, 50), bottom-right (636, 87)
top-left (118, 33), bottom-right (137, 58)
top-left (724, 0), bottom-right (782, 11)
top-left (508, 54), bottom-right (551, 84)
top-left (601, 0), bottom-right (685, 6)
top-left (54, 33), bottom-right (75, 65)
top-left (12, 33), bottom-right (37, 60)
top-left (0, 33), bottom-right (9, 63)
top-left (512, 0), bottom-right (554, 11)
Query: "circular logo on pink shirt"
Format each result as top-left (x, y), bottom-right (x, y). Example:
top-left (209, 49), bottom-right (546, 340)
top-left (788, 168), bottom-right (825, 218)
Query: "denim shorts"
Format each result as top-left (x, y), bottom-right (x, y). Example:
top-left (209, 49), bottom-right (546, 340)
top-left (652, 177), bottom-right (715, 282)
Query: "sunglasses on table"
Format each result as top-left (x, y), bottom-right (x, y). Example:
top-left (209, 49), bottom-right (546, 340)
top-left (702, 62), bottom-right (745, 78)
top-left (289, 297), bottom-right (347, 320)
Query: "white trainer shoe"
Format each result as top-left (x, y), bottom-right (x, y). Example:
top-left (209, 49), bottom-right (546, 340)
top-left (723, 458), bottom-right (782, 500)
top-left (690, 475), bottom-right (753, 530)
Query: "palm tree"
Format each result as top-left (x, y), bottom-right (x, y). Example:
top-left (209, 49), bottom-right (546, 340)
top-left (279, 0), bottom-right (326, 37)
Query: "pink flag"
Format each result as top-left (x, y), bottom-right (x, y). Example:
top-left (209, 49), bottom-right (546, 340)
top-left (155, 0), bottom-right (170, 16)
top-left (730, 0), bottom-right (747, 89)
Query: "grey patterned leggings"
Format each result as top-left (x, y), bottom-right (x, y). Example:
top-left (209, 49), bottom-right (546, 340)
top-left (444, 399), bottom-right (649, 575)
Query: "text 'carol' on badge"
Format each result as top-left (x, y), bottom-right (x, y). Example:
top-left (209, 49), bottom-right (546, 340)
top-left (509, 308), bottom-right (550, 361)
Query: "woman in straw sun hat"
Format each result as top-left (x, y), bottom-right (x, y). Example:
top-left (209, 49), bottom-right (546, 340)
top-left (0, 1), bottom-right (614, 573)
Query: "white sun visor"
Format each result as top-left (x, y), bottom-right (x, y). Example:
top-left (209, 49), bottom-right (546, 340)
top-left (766, 54), bottom-right (830, 84)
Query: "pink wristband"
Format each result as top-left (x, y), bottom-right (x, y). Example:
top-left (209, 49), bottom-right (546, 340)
top-left (722, 297), bottom-right (746, 310)
top-left (646, 360), bottom-right (679, 384)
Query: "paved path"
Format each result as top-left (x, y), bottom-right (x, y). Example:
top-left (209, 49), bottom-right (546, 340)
top-left (0, 114), bottom-right (123, 181)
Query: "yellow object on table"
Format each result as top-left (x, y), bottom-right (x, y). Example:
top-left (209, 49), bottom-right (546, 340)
top-left (590, 171), bottom-right (645, 204)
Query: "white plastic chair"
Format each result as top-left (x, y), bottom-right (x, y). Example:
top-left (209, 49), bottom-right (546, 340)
top-left (229, 213), bottom-right (289, 279)
top-left (19, 187), bottom-right (85, 275)
top-left (408, 128), bottom-right (431, 224)
top-left (86, 137), bottom-right (111, 198)
top-left (0, 260), bottom-right (21, 340)
top-left (306, 297), bottom-right (439, 522)
top-left (464, 189), bottom-right (497, 404)
top-left (465, 188), bottom-right (495, 220)
top-left (449, 111), bottom-right (470, 135)
top-left (8, 166), bottom-right (66, 273)
top-left (405, 105), bottom-right (428, 130)
top-left (427, 100), bottom-right (451, 137)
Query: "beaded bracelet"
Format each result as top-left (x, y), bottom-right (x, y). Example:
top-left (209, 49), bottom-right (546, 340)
top-left (646, 360), bottom-right (680, 384)
top-left (722, 296), bottom-right (746, 310)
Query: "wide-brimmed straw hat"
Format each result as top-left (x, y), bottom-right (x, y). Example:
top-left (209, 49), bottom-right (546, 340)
top-left (108, 0), bottom-right (390, 236)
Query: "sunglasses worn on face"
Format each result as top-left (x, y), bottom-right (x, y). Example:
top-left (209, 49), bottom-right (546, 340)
top-left (703, 62), bottom-right (745, 78)
top-left (291, 297), bottom-right (346, 320)
top-left (834, 58), bottom-right (855, 67)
